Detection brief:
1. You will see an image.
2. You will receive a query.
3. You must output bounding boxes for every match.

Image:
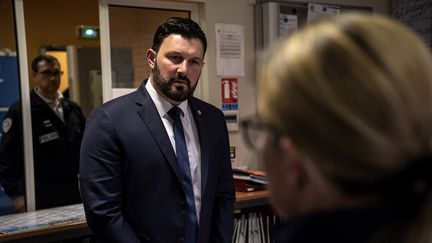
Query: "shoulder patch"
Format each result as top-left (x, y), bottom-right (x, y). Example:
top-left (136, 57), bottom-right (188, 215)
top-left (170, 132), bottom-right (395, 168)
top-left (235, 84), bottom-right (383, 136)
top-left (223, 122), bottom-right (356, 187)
top-left (2, 118), bottom-right (12, 133)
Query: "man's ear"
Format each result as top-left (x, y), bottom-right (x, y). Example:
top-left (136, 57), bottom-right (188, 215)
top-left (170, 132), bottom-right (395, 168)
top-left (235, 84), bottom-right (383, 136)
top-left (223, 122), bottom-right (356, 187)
top-left (278, 137), bottom-right (307, 189)
top-left (31, 71), bottom-right (37, 79)
top-left (146, 49), bottom-right (156, 68)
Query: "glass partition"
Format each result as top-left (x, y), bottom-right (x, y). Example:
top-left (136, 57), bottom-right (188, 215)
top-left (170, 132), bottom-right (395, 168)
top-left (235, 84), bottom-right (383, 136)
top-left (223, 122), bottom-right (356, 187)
top-left (23, 0), bottom-right (100, 117)
top-left (108, 5), bottom-right (189, 89)
top-left (21, 0), bottom-right (100, 211)
top-left (98, 0), bottom-right (198, 101)
top-left (0, 0), bottom-right (100, 214)
top-left (0, 0), bottom-right (23, 215)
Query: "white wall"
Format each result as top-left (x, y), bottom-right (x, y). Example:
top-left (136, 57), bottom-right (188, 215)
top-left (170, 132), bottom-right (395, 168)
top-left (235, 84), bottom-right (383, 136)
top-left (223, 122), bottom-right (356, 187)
top-left (173, 0), bottom-right (391, 170)
top-left (198, 0), bottom-right (258, 169)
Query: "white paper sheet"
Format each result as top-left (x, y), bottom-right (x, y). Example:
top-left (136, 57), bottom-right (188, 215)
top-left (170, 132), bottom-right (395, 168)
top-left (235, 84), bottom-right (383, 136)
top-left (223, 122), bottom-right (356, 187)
top-left (307, 3), bottom-right (340, 23)
top-left (279, 14), bottom-right (298, 37)
top-left (215, 23), bottom-right (245, 76)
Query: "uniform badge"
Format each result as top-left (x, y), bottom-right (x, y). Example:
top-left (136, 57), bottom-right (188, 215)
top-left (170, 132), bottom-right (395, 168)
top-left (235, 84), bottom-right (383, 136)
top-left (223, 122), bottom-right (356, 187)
top-left (43, 120), bottom-right (53, 127)
top-left (2, 118), bottom-right (12, 133)
top-left (39, 131), bottom-right (60, 144)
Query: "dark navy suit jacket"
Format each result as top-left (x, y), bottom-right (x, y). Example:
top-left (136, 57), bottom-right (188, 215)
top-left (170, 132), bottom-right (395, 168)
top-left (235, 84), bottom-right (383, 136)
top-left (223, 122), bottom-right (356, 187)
top-left (79, 82), bottom-right (235, 242)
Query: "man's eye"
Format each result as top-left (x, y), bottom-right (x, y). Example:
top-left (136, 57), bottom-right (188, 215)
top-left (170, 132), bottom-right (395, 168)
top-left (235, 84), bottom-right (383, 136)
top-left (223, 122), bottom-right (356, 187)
top-left (169, 56), bottom-right (183, 63)
top-left (190, 60), bottom-right (201, 66)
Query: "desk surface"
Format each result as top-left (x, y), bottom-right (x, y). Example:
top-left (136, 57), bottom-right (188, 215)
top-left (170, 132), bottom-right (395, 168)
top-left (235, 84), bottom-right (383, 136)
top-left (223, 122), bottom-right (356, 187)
top-left (0, 204), bottom-right (87, 242)
top-left (0, 190), bottom-right (268, 241)
top-left (235, 190), bottom-right (268, 202)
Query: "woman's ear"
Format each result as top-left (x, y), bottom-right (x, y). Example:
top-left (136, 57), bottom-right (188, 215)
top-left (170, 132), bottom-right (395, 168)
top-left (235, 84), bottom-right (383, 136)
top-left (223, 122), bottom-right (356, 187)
top-left (146, 49), bottom-right (156, 68)
top-left (278, 137), bottom-right (307, 189)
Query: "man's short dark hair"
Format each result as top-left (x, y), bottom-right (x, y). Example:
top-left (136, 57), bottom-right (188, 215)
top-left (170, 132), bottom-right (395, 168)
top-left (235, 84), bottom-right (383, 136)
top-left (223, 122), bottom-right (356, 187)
top-left (31, 54), bottom-right (60, 72)
top-left (152, 17), bottom-right (207, 56)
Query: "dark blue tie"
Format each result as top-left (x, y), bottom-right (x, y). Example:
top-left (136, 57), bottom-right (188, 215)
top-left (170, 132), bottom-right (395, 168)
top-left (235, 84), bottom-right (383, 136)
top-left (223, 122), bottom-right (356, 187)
top-left (168, 107), bottom-right (198, 243)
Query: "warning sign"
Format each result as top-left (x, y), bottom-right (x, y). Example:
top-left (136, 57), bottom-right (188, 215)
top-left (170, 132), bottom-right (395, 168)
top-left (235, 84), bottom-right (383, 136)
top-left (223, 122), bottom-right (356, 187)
top-left (221, 78), bottom-right (238, 111)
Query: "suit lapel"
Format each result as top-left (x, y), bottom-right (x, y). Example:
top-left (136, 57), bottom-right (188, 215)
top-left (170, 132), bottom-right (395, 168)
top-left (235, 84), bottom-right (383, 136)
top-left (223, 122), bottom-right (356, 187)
top-left (135, 84), bottom-right (183, 182)
top-left (134, 84), bottom-right (211, 196)
top-left (189, 99), bottom-right (210, 195)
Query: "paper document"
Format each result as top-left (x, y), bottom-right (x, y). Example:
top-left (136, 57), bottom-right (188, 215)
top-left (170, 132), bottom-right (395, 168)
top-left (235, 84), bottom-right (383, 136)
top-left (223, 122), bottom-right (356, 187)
top-left (215, 23), bottom-right (245, 76)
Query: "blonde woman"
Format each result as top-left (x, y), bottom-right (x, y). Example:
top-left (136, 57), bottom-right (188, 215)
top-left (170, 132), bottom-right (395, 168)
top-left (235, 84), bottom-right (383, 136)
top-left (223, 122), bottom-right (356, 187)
top-left (242, 13), bottom-right (432, 243)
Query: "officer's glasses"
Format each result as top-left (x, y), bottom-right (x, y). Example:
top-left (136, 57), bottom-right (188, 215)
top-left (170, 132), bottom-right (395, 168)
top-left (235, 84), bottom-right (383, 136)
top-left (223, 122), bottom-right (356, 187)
top-left (38, 70), bottom-right (64, 78)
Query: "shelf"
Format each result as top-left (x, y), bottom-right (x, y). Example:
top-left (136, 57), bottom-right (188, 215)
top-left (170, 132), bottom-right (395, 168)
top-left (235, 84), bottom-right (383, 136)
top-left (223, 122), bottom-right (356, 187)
top-left (235, 190), bottom-right (269, 210)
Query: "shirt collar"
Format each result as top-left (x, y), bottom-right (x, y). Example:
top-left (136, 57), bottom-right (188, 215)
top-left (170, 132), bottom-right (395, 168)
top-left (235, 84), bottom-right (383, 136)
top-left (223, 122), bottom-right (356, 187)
top-left (34, 87), bottom-right (63, 104)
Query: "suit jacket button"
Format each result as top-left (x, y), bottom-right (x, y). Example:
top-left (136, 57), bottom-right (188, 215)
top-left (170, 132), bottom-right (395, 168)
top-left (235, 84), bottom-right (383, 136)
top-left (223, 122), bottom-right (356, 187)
top-left (179, 201), bottom-right (186, 209)
top-left (177, 235), bottom-right (185, 242)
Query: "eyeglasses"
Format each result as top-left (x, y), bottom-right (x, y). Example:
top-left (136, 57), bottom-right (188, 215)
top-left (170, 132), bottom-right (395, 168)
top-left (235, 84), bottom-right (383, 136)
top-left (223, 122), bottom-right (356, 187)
top-left (240, 116), bottom-right (279, 152)
top-left (37, 70), bottom-right (64, 78)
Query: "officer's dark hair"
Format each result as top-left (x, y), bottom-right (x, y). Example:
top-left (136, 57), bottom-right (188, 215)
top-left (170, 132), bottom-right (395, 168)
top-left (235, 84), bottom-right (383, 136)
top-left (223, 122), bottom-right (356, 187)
top-left (31, 54), bottom-right (60, 72)
top-left (152, 17), bottom-right (207, 56)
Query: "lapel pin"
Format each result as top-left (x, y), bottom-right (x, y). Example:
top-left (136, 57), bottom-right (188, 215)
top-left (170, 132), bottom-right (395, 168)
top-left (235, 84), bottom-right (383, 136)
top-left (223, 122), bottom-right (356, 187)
top-left (198, 110), bottom-right (202, 115)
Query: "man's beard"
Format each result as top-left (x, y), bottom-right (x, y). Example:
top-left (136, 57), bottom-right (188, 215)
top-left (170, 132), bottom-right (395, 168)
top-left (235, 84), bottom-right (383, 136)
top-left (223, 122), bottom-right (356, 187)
top-left (153, 61), bottom-right (198, 102)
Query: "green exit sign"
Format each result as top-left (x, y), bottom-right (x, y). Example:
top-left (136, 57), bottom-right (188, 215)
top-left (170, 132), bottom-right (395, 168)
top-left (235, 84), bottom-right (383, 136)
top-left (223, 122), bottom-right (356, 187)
top-left (77, 25), bottom-right (99, 39)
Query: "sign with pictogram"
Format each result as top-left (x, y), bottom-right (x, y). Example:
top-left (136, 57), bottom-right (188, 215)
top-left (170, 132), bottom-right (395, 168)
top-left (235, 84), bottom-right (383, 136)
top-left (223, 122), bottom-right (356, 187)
top-left (221, 77), bottom-right (238, 111)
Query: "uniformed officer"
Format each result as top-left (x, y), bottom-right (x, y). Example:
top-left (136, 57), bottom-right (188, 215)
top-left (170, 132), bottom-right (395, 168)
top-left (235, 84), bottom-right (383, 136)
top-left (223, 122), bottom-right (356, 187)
top-left (0, 54), bottom-right (86, 211)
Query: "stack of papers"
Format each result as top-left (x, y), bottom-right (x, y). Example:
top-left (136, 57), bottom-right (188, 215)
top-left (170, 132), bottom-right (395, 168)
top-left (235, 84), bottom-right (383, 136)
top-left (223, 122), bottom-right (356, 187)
top-left (233, 168), bottom-right (267, 192)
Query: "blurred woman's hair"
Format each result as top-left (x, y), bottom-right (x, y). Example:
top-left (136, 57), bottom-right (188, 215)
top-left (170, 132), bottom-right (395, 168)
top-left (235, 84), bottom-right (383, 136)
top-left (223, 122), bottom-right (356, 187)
top-left (258, 13), bottom-right (432, 243)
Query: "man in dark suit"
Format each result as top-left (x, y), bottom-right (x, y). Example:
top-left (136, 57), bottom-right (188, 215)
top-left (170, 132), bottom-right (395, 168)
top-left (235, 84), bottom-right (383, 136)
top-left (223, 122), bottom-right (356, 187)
top-left (79, 17), bottom-right (235, 243)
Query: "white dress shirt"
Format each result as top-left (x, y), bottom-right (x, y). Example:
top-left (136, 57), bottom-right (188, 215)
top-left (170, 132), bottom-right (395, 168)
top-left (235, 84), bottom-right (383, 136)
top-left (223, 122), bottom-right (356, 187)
top-left (34, 87), bottom-right (65, 123)
top-left (145, 79), bottom-right (202, 222)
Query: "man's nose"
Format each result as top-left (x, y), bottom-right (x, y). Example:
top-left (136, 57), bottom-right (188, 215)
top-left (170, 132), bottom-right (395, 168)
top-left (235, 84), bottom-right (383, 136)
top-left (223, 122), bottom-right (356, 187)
top-left (177, 60), bottom-right (188, 75)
